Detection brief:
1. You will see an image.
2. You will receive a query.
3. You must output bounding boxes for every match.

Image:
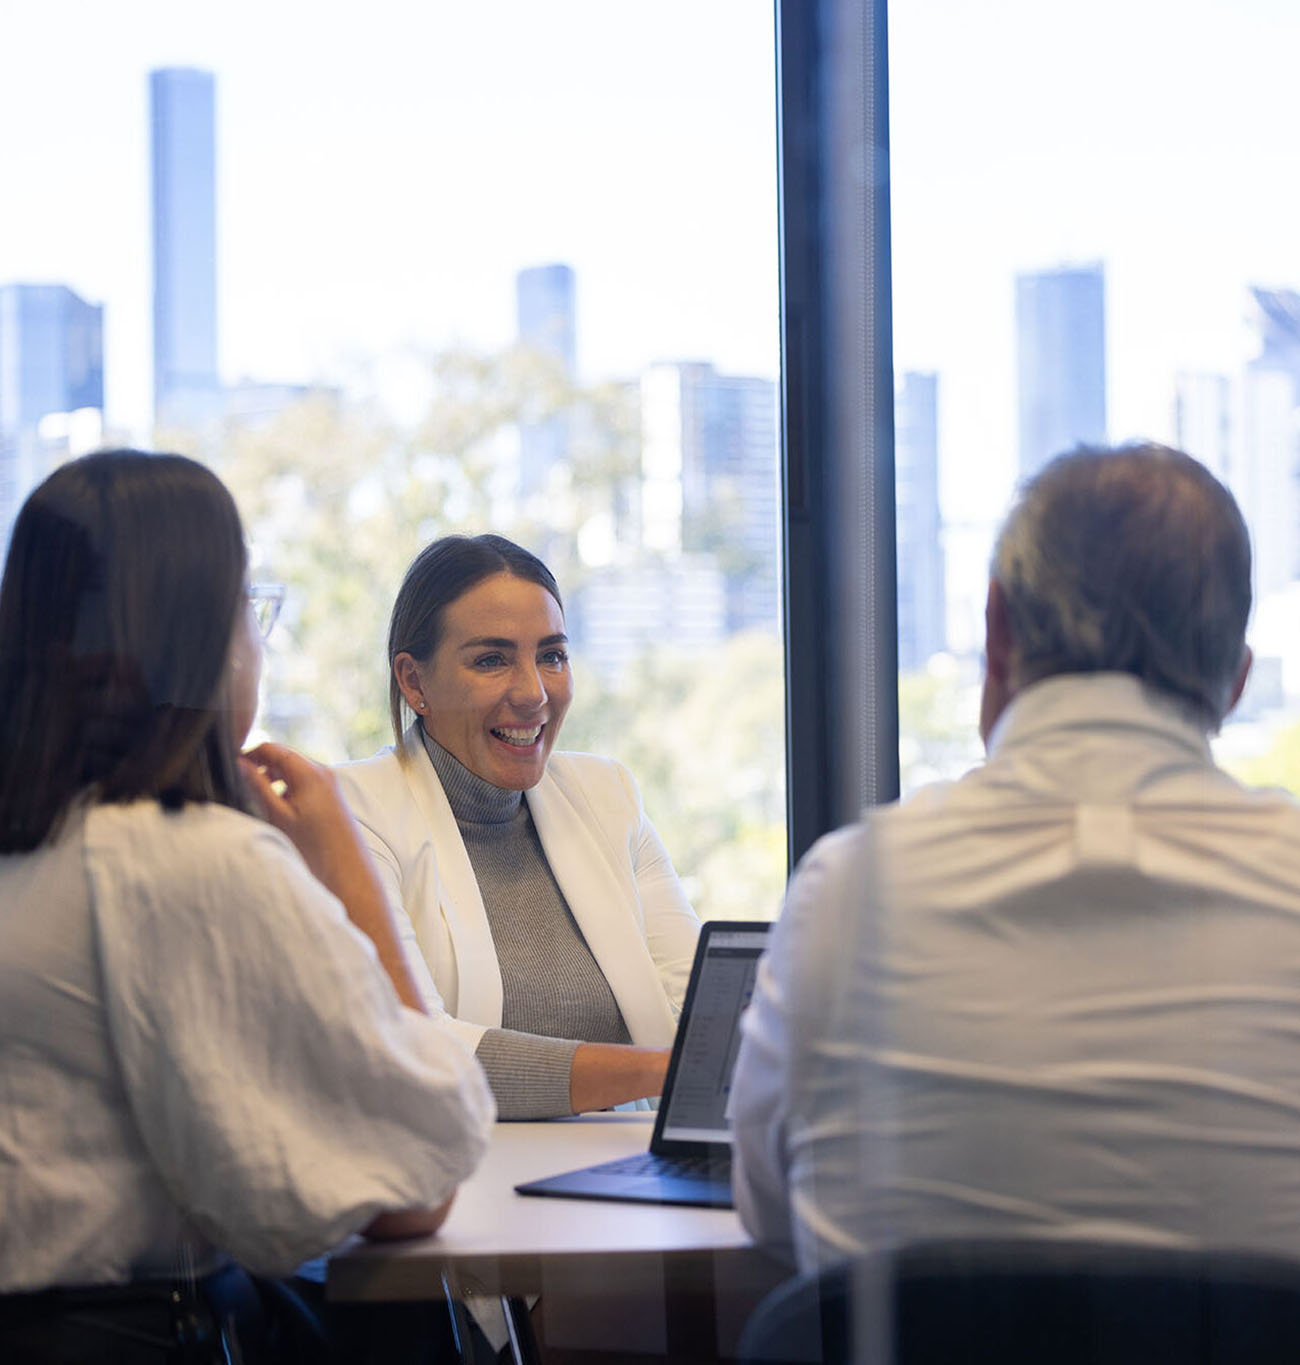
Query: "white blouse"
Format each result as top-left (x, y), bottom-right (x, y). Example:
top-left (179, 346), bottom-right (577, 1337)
top-left (0, 799), bottom-right (494, 1292)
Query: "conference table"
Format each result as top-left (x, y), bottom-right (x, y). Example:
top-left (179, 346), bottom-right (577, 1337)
top-left (326, 1112), bottom-right (790, 1363)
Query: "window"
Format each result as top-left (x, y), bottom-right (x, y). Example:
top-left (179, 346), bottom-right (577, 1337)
top-left (890, 0), bottom-right (1300, 793)
top-left (2, 0), bottom-right (785, 921)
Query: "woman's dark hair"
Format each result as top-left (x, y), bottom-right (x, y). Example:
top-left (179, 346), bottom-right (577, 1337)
top-left (0, 449), bottom-right (250, 851)
top-left (388, 534), bottom-right (563, 746)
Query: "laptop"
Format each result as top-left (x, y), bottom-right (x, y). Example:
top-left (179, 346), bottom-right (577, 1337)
top-left (514, 920), bottom-right (770, 1209)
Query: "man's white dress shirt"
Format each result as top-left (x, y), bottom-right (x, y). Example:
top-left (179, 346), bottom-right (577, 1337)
top-left (0, 800), bottom-right (495, 1292)
top-left (732, 674), bottom-right (1300, 1271)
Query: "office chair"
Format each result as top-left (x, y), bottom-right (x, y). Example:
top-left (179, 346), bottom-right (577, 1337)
top-left (739, 1239), bottom-right (1300, 1364)
top-left (0, 1280), bottom-right (238, 1364)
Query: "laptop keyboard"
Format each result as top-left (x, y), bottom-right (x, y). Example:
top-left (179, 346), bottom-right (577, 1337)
top-left (586, 1152), bottom-right (728, 1183)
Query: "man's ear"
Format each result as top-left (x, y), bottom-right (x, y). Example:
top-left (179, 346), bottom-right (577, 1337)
top-left (979, 579), bottom-right (1016, 747)
top-left (1224, 646), bottom-right (1253, 720)
top-left (985, 580), bottom-right (1014, 689)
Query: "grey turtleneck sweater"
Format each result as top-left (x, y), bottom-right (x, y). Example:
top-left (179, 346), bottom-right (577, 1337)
top-left (422, 732), bottom-right (631, 1119)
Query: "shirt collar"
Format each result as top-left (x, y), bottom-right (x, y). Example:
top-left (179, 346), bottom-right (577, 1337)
top-left (986, 673), bottom-right (1214, 765)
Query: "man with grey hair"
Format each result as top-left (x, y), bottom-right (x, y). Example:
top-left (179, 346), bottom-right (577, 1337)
top-left (729, 442), bottom-right (1300, 1272)
top-left (983, 441), bottom-right (1251, 740)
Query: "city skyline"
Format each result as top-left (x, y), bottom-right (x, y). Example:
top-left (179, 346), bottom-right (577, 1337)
top-left (1, 1), bottom-right (780, 444)
top-left (4, 0), bottom-right (1300, 684)
top-left (6, 2), bottom-right (1297, 510)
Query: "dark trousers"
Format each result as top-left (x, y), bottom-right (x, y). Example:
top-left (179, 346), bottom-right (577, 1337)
top-left (0, 1264), bottom-right (496, 1365)
top-left (0, 1263), bottom-right (327, 1364)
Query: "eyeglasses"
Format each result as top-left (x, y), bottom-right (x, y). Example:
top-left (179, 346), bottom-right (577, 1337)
top-left (248, 582), bottom-right (286, 639)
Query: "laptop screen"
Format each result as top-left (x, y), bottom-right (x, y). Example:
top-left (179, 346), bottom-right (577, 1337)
top-left (654, 923), bottom-right (769, 1148)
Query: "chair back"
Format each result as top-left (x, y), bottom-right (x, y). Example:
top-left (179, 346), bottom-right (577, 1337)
top-left (740, 1239), bottom-right (1300, 1364)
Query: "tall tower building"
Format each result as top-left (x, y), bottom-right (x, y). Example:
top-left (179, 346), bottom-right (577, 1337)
top-left (895, 370), bottom-right (946, 670)
top-left (0, 283), bottom-right (103, 437)
top-left (516, 264), bottom-right (576, 374)
top-left (1252, 287), bottom-right (1300, 381)
top-left (515, 263), bottom-right (576, 496)
top-left (151, 67), bottom-right (219, 429)
top-left (1015, 262), bottom-right (1107, 478)
top-left (0, 282), bottom-right (104, 538)
top-left (638, 361), bottom-right (779, 634)
top-left (1174, 370), bottom-right (1233, 490)
top-left (1239, 287), bottom-right (1300, 599)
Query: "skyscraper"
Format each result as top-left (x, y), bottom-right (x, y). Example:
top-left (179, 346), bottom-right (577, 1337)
top-left (0, 283), bottom-right (103, 437)
top-left (895, 370), bottom-right (946, 670)
top-left (1174, 371), bottom-right (1233, 487)
top-left (515, 263), bottom-right (576, 496)
top-left (638, 361), bottom-right (779, 634)
top-left (1016, 262), bottom-right (1107, 478)
top-left (0, 282), bottom-right (104, 539)
top-left (1239, 287), bottom-right (1300, 599)
top-left (151, 67), bottom-right (219, 429)
top-left (517, 264), bottom-right (576, 374)
top-left (1252, 287), bottom-right (1300, 381)
top-left (568, 558), bottom-right (728, 685)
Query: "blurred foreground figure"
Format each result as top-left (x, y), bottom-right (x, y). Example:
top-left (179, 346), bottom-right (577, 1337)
top-left (730, 442), bottom-right (1300, 1272)
top-left (0, 450), bottom-right (493, 1360)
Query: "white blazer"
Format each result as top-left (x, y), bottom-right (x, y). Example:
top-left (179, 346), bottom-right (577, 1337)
top-left (336, 723), bottom-right (701, 1054)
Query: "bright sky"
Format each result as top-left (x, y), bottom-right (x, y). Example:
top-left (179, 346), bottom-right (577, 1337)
top-left (890, 0), bottom-right (1300, 521)
top-left (889, 0), bottom-right (1300, 647)
top-left (5, 0), bottom-right (1298, 593)
top-left (2, 0), bottom-right (780, 439)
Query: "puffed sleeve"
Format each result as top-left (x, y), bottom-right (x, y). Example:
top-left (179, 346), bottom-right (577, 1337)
top-left (332, 765), bottom-right (449, 1021)
top-left (84, 803), bottom-right (495, 1276)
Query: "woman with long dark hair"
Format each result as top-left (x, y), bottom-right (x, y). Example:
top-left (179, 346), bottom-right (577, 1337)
top-left (337, 534), bottom-right (701, 1119)
top-left (0, 451), bottom-right (492, 1359)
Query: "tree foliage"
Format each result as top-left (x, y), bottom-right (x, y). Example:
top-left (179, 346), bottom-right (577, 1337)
top-left (564, 632), bottom-right (789, 921)
top-left (1220, 721), bottom-right (1300, 797)
top-left (169, 347), bottom-right (786, 923)
top-left (191, 348), bottom-right (638, 759)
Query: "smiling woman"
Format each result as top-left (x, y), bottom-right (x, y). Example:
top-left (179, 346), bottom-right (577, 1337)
top-left (394, 572), bottom-right (573, 792)
top-left (335, 534), bottom-right (702, 1119)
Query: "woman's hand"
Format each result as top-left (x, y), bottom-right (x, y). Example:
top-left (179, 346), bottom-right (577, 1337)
top-left (241, 741), bottom-right (428, 1013)
top-left (568, 1044), bottom-right (671, 1113)
top-left (241, 742), bottom-right (365, 892)
top-left (362, 1196), bottom-right (455, 1242)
